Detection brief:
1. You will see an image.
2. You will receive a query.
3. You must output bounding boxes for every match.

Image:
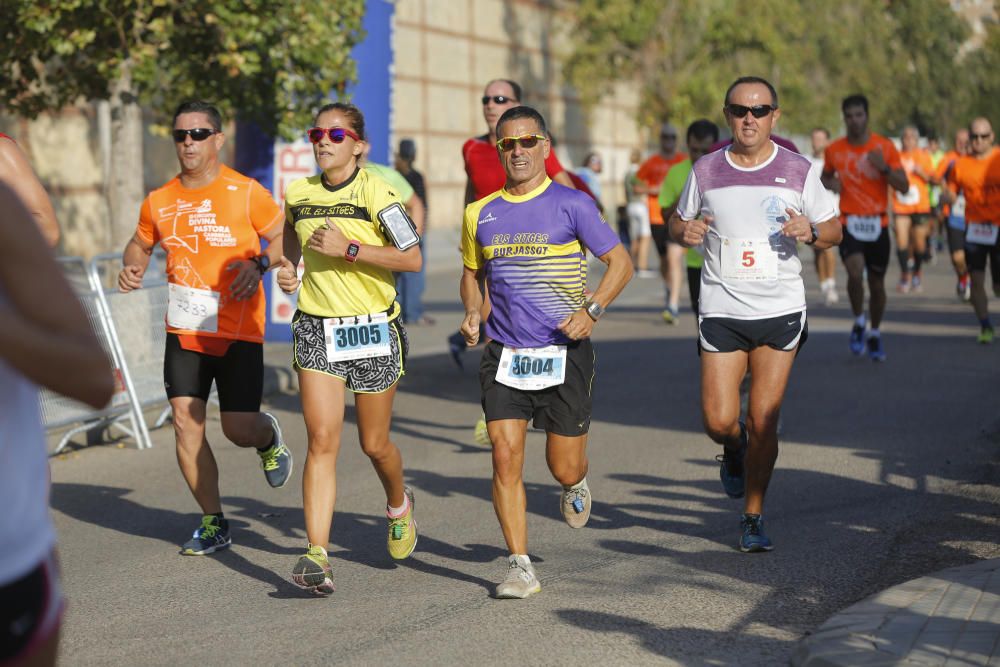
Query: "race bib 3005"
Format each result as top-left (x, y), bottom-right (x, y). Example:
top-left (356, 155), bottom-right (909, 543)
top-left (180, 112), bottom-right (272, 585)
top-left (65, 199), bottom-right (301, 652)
top-left (324, 312), bottom-right (391, 362)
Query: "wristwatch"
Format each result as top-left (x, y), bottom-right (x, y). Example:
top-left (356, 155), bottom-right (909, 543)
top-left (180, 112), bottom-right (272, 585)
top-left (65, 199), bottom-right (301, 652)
top-left (252, 254), bottom-right (270, 273)
top-left (584, 300), bottom-right (605, 321)
top-left (345, 240), bottom-right (361, 263)
top-left (805, 224), bottom-right (820, 245)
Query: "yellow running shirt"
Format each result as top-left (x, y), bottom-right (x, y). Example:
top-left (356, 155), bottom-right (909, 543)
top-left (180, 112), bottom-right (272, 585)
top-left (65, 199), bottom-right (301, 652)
top-left (285, 167), bottom-right (404, 318)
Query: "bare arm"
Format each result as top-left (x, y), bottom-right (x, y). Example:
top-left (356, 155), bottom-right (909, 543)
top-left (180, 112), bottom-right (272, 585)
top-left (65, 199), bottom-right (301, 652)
top-left (459, 265), bottom-right (485, 345)
top-left (886, 167), bottom-right (909, 193)
top-left (306, 217), bottom-right (422, 273)
top-left (117, 234), bottom-right (154, 292)
top-left (552, 170), bottom-right (577, 190)
top-left (558, 243), bottom-right (633, 341)
top-left (0, 138), bottom-right (59, 246)
top-left (0, 184), bottom-right (112, 408)
top-left (406, 192), bottom-right (426, 236)
top-left (820, 171), bottom-right (841, 193)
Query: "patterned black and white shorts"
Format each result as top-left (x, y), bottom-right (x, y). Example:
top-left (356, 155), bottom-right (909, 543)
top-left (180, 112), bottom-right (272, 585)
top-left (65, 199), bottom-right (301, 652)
top-left (291, 310), bottom-right (408, 394)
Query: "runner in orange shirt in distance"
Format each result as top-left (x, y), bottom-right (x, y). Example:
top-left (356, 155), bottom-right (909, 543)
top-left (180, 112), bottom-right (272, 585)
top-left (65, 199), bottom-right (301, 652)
top-left (822, 94), bottom-right (909, 362)
top-left (636, 123), bottom-right (687, 323)
top-left (948, 117), bottom-right (1000, 344)
top-left (892, 126), bottom-right (935, 292)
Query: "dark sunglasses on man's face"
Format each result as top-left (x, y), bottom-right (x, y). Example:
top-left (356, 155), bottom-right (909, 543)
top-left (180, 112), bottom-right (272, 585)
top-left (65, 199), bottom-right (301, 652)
top-left (482, 95), bottom-right (517, 105)
top-left (724, 104), bottom-right (776, 119)
top-left (971, 133), bottom-right (992, 140)
top-left (172, 128), bottom-right (218, 143)
top-left (307, 127), bottom-right (361, 144)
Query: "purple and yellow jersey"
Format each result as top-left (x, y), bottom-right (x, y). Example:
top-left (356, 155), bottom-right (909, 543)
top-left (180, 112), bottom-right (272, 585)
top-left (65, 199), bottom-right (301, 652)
top-left (461, 178), bottom-right (621, 347)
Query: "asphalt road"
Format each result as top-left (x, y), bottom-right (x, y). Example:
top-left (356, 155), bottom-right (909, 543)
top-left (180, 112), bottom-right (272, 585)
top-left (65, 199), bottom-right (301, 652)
top-left (49, 252), bottom-right (1000, 666)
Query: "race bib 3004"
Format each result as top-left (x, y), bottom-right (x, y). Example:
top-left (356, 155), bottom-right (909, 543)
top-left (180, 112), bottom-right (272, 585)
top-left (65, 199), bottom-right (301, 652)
top-left (323, 312), bottom-right (391, 362)
top-left (846, 215), bottom-right (882, 242)
top-left (496, 345), bottom-right (567, 391)
top-left (167, 283), bottom-right (219, 333)
top-left (720, 237), bottom-right (778, 281)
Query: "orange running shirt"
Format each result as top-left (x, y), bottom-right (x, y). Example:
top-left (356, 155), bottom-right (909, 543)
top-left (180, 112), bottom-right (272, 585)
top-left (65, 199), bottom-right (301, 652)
top-left (893, 148), bottom-right (933, 215)
top-left (636, 153), bottom-right (687, 224)
top-left (951, 147), bottom-right (1000, 225)
top-left (823, 134), bottom-right (902, 227)
top-left (135, 164), bottom-right (283, 346)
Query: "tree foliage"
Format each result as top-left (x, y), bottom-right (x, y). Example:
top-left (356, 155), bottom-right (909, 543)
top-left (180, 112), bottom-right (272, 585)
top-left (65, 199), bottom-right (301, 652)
top-left (564, 0), bottom-right (986, 141)
top-left (0, 0), bottom-right (366, 137)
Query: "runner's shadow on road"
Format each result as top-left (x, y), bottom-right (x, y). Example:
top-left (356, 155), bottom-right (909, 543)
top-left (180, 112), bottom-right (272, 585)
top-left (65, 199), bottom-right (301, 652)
top-left (50, 482), bottom-right (303, 595)
top-left (554, 609), bottom-right (786, 662)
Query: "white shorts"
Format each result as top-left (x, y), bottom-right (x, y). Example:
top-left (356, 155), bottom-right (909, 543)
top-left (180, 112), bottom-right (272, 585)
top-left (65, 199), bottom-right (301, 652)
top-left (627, 201), bottom-right (651, 240)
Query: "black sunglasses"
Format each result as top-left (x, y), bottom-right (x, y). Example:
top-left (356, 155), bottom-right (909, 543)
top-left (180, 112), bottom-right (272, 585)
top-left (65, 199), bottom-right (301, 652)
top-left (482, 95), bottom-right (517, 105)
top-left (724, 104), bottom-right (776, 119)
top-left (971, 132), bottom-right (992, 140)
top-left (172, 128), bottom-right (218, 143)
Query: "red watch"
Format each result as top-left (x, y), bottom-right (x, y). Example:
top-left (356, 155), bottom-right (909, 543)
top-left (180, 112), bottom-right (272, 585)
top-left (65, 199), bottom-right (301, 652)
top-left (345, 240), bottom-right (361, 263)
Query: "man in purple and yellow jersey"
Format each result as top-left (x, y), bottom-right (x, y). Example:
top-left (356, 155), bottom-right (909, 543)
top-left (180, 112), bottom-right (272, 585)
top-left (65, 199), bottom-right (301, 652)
top-left (458, 106), bottom-right (632, 599)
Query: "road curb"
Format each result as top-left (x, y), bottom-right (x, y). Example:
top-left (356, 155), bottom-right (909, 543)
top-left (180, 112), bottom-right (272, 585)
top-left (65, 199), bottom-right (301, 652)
top-left (791, 558), bottom-right (1000, 666)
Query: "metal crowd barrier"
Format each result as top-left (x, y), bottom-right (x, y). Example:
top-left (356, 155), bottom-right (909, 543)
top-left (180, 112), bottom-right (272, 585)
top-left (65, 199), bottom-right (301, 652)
top-left (44, 252), bottom-right (229, 454)
top-left (40, 256), bottom-right (154, 453)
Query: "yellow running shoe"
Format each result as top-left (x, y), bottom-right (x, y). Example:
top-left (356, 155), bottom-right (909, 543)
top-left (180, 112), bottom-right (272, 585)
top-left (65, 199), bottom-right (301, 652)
top-left (387, 487), bottom-right (417, 560)
top-left (292, 544), bottom-right (334, 595)
top-left (473, 414), bottom-right (491, 447)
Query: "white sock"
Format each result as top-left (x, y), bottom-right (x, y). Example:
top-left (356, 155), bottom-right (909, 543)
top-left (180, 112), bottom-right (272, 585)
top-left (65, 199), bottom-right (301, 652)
top-left (511, 553), bottom-right (531, 566)
top-left (869, 328), bottom-right (880, 339)
top-left (855, 314), bottom-right (867, 328)
top-left (387, 494), bottom-right (410, 518)
top-left (564, 477), bottom-right (587, 491)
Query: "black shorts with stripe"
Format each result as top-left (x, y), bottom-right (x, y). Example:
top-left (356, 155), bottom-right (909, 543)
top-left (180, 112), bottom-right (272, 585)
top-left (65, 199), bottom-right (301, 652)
top-left (699, 311), bottom-right (808, 354)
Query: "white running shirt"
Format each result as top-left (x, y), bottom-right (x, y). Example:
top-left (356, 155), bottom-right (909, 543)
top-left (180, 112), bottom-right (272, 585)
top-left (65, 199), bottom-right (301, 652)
top-left (0, 288), bottom-right (56, 584)
top-left (677, 143), bottom-right (839, 319)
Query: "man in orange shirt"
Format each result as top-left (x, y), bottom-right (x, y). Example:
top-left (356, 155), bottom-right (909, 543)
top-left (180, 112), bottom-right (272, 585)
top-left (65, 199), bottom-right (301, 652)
top-left (822, 94), bottom-right (909, 361)
top-left (949, 117), bottom-right (1000, 344)
top-left (936, 128), bottom-right (971, 300)
top-left (118, 101), bottom-right (292, 555)
top-left (893, 126), bottom-right (935, 292)
top-left (636, 123), bottom-right (687, 323)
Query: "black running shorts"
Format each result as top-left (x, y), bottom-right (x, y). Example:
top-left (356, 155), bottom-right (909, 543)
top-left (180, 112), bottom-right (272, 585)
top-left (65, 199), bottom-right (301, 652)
top-left (839, 226), bottom-right (891, 275)
top-left (0, 552), bottom-right (63, 664)
top-left (699, 311), bottom-right (808, 354)
top-left (651, 224), bottom-right (670, 257)
top-left (163, 333), bottom-right (264, 411)
top-left (479, 339), bottom-right (595, 437)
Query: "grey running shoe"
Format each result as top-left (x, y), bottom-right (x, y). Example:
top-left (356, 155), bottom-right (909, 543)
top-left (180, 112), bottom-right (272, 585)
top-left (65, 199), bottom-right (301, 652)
top-left (292, 544), bottom-right (335, 595)
top-left (495, 555), bottom-right (541, 599)
top-left (560, 478), bottom-right (591, 528)
top-left (258, 412), bottom-right (293, 488)
top-left (181, 515), bottom-right (231, 555)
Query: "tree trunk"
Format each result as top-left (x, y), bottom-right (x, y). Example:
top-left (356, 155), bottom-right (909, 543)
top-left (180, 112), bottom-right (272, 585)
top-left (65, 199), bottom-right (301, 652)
top-left (107, 63), bottom-right (144, 252)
